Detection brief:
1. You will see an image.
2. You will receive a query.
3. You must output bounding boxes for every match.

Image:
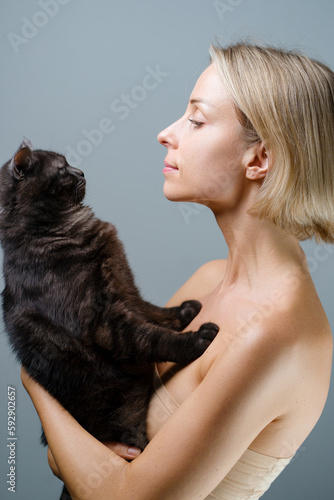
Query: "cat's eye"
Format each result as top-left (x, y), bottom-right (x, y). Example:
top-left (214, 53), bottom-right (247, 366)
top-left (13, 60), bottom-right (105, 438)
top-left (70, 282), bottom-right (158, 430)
top-left (59, 167), bottom-right (67, 174)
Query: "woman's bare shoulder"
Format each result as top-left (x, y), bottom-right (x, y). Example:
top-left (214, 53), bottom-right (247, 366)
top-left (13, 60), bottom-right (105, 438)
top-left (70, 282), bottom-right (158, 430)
top-left (165, 259), bottom-right (227, 307)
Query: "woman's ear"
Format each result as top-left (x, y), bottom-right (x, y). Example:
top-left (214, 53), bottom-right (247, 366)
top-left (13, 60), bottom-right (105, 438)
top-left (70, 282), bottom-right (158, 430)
top-left (245, 142), bottom-right (268, 180)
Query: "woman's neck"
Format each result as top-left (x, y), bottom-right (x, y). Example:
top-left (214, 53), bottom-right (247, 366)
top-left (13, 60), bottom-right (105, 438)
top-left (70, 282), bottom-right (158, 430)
top-left (213, 208), bottom-right (306, 293)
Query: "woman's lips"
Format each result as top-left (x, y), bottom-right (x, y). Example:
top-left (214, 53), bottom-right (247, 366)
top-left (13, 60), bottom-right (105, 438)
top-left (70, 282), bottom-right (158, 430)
top-left (163, 161), bottom-right (178, 173)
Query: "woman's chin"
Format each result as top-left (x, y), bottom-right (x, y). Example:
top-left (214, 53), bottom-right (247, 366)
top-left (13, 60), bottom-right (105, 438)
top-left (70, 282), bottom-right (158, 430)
top-left (162, 182), bottom-right (194, 202)
top-left (163, 190), bottom-right (190, 203)
top-left (162, 186), bottom-right (208, 205)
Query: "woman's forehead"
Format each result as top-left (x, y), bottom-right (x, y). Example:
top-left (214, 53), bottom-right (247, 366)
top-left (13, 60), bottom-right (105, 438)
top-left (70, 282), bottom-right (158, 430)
top-left (190, 64), bottom-right (233, 111)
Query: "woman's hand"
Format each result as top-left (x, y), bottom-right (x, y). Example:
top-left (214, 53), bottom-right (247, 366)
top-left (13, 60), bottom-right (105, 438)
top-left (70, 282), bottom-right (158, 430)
top-left (103, 442), bottom-right (141, 460)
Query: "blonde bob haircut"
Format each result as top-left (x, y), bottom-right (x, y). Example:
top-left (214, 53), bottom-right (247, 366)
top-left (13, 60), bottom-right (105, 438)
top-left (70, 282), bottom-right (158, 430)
top-left (209, 42), bottom-right (334, 244)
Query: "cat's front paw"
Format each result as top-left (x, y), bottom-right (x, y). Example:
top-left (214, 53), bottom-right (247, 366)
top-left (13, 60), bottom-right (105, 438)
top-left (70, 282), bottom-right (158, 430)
top-left (178, 300), bottom-right (202, 329)
top-left (195, 322), bottom-right (219, 352)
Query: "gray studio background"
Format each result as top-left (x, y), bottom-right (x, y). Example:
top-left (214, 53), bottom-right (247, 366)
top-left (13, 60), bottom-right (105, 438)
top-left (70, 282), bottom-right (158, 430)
top-left (0, 0), bottom-right (333, 499)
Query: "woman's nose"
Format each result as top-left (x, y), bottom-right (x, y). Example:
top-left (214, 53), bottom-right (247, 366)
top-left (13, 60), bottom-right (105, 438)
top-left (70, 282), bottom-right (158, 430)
top-left (157, 120), bottom-right (180, 149)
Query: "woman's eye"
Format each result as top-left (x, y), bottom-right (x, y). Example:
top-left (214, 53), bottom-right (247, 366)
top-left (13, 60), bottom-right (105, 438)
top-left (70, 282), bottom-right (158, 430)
top-left (188, 118), bottom-right (204, 128)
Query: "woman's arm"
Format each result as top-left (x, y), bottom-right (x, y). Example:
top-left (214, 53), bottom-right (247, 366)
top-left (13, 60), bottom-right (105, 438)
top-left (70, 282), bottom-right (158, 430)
top-left (22, 315), bottom-right (293, 500)
top-left (46, 438), bottom-right (140, 479)
top-left (22, 369), bottom-right (129, 493)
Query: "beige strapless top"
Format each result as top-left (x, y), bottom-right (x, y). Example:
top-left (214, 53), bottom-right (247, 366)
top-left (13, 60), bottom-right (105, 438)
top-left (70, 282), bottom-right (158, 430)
top-left (146, 366), bottom-right (295, 500)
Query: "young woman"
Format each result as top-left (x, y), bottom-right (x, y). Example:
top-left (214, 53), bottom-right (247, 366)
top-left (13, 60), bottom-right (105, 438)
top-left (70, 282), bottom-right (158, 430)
top-left (22, 42), bottom-right (334, 499)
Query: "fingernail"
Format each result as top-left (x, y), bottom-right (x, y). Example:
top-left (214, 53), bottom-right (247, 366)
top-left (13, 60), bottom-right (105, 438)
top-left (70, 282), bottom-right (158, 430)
top-left (127, 447), bottom-right (140, 457)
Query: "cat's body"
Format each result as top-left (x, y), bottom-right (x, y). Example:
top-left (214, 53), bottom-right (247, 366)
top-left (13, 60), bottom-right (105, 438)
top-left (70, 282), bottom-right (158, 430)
top-left (0, 140), bottom-right (218, 459)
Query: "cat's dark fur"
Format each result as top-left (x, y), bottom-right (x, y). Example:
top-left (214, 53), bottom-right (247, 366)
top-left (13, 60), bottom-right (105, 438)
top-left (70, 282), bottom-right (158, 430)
top-left (0, 139), bottom-right (218, 498)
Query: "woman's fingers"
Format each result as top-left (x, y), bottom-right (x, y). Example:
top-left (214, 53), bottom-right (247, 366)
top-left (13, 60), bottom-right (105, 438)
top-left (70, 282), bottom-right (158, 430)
top-left (103, 441), bottom-right (141, 460)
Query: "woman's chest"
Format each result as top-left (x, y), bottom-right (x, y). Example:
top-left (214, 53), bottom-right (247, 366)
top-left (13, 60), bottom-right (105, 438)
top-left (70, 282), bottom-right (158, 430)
top-left (147, 293), bottom-right (257, 440)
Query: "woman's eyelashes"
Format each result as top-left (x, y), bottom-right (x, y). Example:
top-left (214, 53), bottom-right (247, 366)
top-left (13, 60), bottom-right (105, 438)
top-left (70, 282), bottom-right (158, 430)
top-left (188, 118), bottom-right (204, 128)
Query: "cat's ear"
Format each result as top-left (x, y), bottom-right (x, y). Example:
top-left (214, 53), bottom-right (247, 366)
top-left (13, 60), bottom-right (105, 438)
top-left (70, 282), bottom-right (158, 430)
top-left (19, 137), bottom-right (34, 151)
top-left (10, 142), bottom-right (33, 181)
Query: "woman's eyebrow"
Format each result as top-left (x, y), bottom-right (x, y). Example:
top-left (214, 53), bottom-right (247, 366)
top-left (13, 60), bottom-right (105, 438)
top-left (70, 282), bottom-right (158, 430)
top-left (189, 98), bottom-right (213, 107)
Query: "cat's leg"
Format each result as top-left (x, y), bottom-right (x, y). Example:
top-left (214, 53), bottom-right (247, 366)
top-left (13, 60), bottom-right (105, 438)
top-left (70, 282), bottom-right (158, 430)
top-left (140, 299), bottom-right (202, 330)
top-left (134, 321), bottom-right (219, 363)
top-left (95, 318), bottom-right (219, 364)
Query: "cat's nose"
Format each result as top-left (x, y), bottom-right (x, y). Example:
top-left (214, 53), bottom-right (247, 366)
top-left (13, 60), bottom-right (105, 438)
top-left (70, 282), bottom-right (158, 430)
top-left (68, 166), bottom-right (85, 177)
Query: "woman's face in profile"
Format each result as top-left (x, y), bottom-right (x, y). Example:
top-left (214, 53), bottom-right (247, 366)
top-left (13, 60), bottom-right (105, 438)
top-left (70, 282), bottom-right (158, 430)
top-left (158, 64), bottom-right (250, 211)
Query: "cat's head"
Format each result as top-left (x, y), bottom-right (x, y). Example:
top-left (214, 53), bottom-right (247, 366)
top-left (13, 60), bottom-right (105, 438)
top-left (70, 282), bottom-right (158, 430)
top-left (0, 139), bottom-right (86, 215)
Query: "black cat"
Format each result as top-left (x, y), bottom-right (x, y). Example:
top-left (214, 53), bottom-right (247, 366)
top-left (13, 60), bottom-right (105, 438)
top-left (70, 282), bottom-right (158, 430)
top-left (0, 139), bottom-right (218, 498)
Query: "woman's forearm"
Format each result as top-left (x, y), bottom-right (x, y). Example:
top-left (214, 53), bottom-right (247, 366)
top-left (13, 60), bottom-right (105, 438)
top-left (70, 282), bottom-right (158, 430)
top-left (22, 371), bottom-right (129, 499)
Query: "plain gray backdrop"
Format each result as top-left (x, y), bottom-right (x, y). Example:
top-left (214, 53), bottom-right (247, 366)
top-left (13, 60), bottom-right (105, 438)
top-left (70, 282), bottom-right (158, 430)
top-left (0, 0), bottom-right (333, 499)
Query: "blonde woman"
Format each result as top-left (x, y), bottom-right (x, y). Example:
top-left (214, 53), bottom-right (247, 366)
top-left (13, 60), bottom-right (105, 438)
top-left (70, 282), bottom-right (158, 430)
top-left (22, 43), bottom-right (333, 500)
